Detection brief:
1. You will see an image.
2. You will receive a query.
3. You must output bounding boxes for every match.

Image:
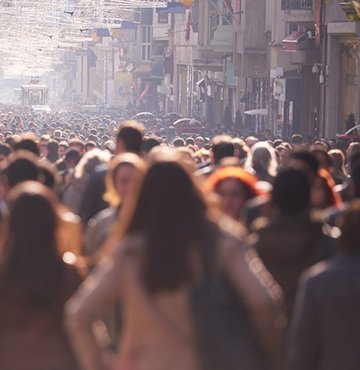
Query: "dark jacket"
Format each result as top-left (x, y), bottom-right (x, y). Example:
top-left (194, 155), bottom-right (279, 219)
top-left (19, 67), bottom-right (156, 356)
top-left (250, 211), bottom-right (331, 319)
top-left (78, 164), bottom-right (108, 224)
top-left (287, 252), bottom-right (360, 370)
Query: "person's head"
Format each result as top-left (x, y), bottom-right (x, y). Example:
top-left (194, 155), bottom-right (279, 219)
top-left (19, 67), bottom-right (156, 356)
top-left (173, 137), bottom-right (185, 147)
top-left (346, 142), bottom-right (360, 162)
top-left (85, 141), bottom-right (97, 152)
top-left (2, 181), bottom-right (62, 307)
top-left (211, 135), bottom-right (235, 164)
top-left (65, 148), bottom-right (81, 169)
top-left (2, 151), bottom-right (40, 193)
top-left (185, 137), bottom-right (195, 147)
top-left (338, 200), bottom-right (360, 251)
top-left (311, 140), bottom-right (329, 152)
top-left (46, 139), bottom-right (59, 163)
top-left (37, 160), bottom-right (61, 193)
top-left (0, 143), bottom-right (12, 170)
top-left (39, 135), bottom-right (50, 157)
top-left (14, 134), bottom-right (40, 157)
top-left (288, 150), bottom-right (319, 184)
top-left (232, 138), bottom-right (250, 162)
top-left (115, 120), bottom-right (144, 154)
top-left (195, 136), bottom-right (205, 149)
top-left (276, 144), bottom-right (290, 167)
top-left (74, 148), bottom-right (112, 180)
top-left (272, 167), bottom-right (311, 216)
top-left (310, 169), bottom-right (341, 210)
top-left (311, 149), bottom-right (332, 170)
top-left (5, 135), bottom-right (17, 149)
top-left (58, 141), bottom-right (69, 158)
top-left (248, 141), bottom-right (277, 178)
top-left (329, 149), bottom-right (347, 177)
top-left (205, 166), bottom-right (259, 219)
top-left (291, 134), bottom-right (303, 147)
top-left (68, 138), bottom-right (85, 154)
top-left (104, 153), bottom-right (146, 207)
top-left (141, 136), bottom-right (162, 154)
top-left (245, 136), bottom-right (259, 148)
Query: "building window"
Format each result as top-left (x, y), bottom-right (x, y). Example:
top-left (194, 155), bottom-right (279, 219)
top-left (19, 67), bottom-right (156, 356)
top-left (158, 12), bottom-right (169, 24)
top-left (286, 23), bottom-right (315, 37)
top-left (141, 25), bottom-right (152, 61)
top-left (281, 0), bottom-right (313, 10)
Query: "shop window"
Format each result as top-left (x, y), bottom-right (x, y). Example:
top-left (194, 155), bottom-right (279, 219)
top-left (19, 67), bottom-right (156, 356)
top-left (141, 26), bottom-right (152, 61)
top-left (158, 13), bottom-right (169, 24)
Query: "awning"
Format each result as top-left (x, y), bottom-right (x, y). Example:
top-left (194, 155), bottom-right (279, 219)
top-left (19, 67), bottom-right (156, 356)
top-left (196, 78), bottom-right (205, 87)
top-left (282, 31), bottom-right (308, 52)
top-left (156, 2), bottom-right (185, 14)
top-left (109, 20), bottom-right (138, 30)
top-left (244, 109), bottom-right (268, 116)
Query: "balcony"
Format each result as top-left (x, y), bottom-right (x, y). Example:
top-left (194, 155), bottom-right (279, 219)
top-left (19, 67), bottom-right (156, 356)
top-left (281, 0), bottom-right (313, 10)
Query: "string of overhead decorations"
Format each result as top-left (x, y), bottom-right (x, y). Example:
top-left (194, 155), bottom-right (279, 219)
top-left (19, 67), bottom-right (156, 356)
top-left (0, 0), bottom-right (168, 77)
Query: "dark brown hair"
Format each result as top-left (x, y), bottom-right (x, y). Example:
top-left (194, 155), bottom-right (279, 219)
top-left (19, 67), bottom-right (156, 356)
top-left (116, 120), bottom-right (144, 154)
top-left (125, 155), bottom-right (215, 293)
top-left (2, 181), bottom-right (63, 307)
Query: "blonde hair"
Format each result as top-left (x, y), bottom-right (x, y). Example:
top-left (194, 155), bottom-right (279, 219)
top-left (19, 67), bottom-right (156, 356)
top-left (74, 148), bottom-right (112, 179)
top-left (103, 153), bottom-right (146, 207)
top-left (246, 141), bottom-right (278, 178)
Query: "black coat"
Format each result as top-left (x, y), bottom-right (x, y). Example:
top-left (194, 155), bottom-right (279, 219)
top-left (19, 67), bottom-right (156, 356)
top-left (250, 212), bottom-right (331, 319)
top-left (288, 252), bottom-right (360, 370)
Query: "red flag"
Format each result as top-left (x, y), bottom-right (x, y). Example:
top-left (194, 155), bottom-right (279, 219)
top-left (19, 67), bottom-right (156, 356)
top-left (224, 0), bottom-right (234, 13)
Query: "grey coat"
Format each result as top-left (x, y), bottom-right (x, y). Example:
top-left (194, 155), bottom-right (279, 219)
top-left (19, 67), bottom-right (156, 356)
top-left (287, 252), bottom-right (360, 370)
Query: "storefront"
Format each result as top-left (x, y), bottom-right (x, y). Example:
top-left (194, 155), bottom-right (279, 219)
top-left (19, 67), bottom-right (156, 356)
top-left (325, 21), bottom-right (360, 137)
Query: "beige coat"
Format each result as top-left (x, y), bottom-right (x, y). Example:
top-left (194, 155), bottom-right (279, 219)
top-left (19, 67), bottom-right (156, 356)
top-left (65, 231), bottom-right (285, 370)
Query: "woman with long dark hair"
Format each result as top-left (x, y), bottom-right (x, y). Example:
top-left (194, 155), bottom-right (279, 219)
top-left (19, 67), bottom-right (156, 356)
top-left (66, 150), bottom-right (285, 370)
top-left (0, 181), bottom-right (81, 370)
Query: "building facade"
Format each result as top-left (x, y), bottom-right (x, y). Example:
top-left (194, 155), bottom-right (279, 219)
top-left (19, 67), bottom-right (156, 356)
top-left (65, 0), bottom-right (360, 138)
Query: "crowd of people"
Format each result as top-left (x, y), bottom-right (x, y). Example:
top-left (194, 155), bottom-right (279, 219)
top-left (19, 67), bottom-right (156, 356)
top-left (0, 102), bottom-right (360, 370)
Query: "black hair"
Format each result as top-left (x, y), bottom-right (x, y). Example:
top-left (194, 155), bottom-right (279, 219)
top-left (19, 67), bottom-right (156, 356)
top-left (272, 167), bottom-right (310, 215)
top-left (4, 183), bottom-right (63, 307)
top-left (0, 143), bottom-right (12, 157)
top-left (290, 150), bottom-right (319, 176)
top-left (211, 135), bottom-right (235, 164)
top-left (3, 152), bottom-right (39, 189)
top-left (116, 121), bottom-right (144, 154)
top-left (14, 138), bottom-right (40, 157)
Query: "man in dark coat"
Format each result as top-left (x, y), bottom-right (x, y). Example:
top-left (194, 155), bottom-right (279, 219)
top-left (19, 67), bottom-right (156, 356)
top-left (249, 168), bottom-right (333, 319)
top-left (288, 201), bottom-right (360, 370)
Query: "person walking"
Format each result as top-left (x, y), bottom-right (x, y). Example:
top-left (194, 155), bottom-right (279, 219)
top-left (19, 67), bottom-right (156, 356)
top-left (65, 150), bottom-right (285, 370)
top-left (0, 181), bottom-right (82, 370)
top-left (288, 201), bottom-right (360, 370)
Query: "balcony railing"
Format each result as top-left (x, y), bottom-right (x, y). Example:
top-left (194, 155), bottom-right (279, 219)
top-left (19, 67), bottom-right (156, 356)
top-left (281, 0), bottom-right (313, 10)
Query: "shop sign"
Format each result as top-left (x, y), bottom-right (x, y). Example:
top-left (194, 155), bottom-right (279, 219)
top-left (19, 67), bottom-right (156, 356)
top-left (274, 78), bottom-right (286, 101)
